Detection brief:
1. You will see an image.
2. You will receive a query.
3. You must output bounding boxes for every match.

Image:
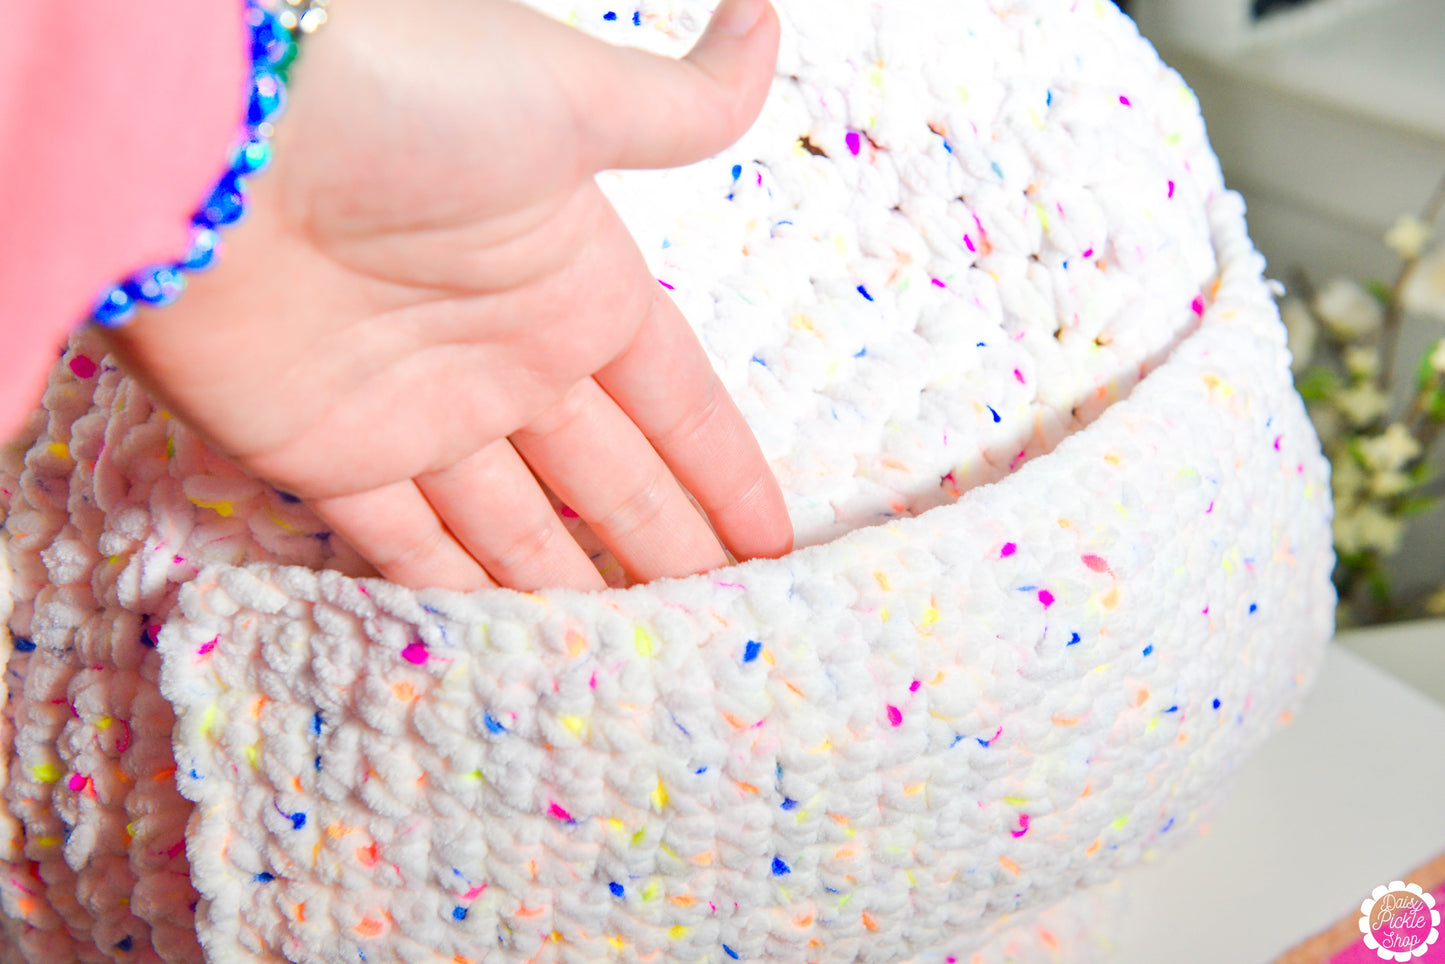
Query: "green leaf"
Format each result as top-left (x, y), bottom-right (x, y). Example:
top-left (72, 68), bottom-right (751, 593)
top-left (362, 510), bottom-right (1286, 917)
top-left (1345, 437), bottom-right (1370, 468)
top-left (1366, 279), bottom-right (1394, 307)
top-left (1367, 568), bottom-right (1393, 606)
top-left (1417, 349), bottom-right (1439, 393)
top-left (1395, 495), bottom-right (1437, 517)
top-left (1335, 550), bottom-right (1372, 571)
top-left (1429, 390), bottom-right (1445, 422)
top-left (1296, 367), bottom-right (1340, 401)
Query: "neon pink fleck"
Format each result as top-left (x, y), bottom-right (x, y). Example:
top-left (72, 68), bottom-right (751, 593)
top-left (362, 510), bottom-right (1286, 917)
top-left (1273, 435), bottom-right (1282, 451)
top-left (197, 639), bottom-right (217, 656)
top-left (1119, 95), bottom-right (1132, 106)
top-left (67, 774), bottom-right (87, 792)
top-left (1167, 180), bottom-right (1175, 199)
top-left (932, 278), bottom-right (947, 288)
top-left (401, 642), bottom-right (429, 665)
top-left (1081, 554), bottom-right (1110, 573)
top-left (1014, 368), bottom-right (1026, 384)
top-left (846, 131), bottom-right (862, 155)
top-left (463, 884), bottom-right (488, 900)
top-left (964, 234), bottom-right (976, 252)
top-left (548, 802), bottom-right (575, 823)
top-left (887, 705), bottom-right (903, 727)
top-left (658, 279), bottom-right (675, 290)
top-left (1038, 589), bottom-right (1055, 607)
top-left (1082, 248), bottom-right (1094, 258)
top-left (1191, 295), bottom-right (1206, 316)
top-left (69, 356), bottom-right (98, 378)
top-left (910, 680), bottom-right (921, 692)
top-left (1001, 542), bottom-right (1017, 557)
top-left (1206, 501), bottom-right (1214, 514)
top-left (1012, 814), bottom-right (1031, 838)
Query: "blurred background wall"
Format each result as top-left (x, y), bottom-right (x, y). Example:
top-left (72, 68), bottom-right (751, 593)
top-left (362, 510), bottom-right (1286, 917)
top-left (1126, 0), bottom-right (1445, 609)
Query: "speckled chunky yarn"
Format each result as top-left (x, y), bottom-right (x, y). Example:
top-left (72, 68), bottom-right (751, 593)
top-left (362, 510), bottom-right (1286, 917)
top-left (0, 1), bottom-right (1333, 962)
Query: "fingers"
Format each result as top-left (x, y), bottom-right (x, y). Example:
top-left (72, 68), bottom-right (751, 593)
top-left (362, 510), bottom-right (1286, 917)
top-left (573, 0), bottom-right (781, 172)
top-left (416, 439), bottom-right (607, 592)
top-left (311, 442), bottom-right (611, 593)
top-left (309, 481), bottom-right (498, 592)
top-left (298, 335), bottom-right (789, 594)
top-left (311, 389), bottom-right (736, 593)
top-left (598, 289), bottom-right (794, 563)
top-left (511, 378), bottom-right (730, 585)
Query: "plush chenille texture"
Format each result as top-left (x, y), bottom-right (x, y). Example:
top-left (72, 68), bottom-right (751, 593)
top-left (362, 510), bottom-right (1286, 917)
top-left (0, 1), bottom-right (1334, 962)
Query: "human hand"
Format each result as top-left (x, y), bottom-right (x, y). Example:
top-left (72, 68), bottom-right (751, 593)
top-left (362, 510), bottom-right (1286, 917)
top-left (102, 0), bottom-right (792, 592)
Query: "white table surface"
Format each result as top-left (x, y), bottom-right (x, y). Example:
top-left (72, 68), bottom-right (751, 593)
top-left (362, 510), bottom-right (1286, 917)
top-left (1109, 634), bottom-right (1445, 963)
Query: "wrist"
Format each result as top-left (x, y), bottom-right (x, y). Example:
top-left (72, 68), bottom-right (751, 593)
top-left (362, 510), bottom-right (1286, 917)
top-left (89, 1), bottom-right (331, 329)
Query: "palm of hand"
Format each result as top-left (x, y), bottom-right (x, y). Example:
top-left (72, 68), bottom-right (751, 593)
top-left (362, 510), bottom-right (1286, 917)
top-left (103, 0), bottom-right (791, 592)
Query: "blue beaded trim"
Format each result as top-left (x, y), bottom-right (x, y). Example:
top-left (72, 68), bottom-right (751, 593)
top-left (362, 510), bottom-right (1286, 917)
top-left (90, 1), bottom-right (301, 328)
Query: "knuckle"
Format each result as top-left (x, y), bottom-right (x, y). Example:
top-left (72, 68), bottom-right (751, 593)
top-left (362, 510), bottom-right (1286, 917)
top-left (713, 469), bottom-right (770, 518)
top-left (597, 472), bottom-right (671, 541)
top-left (521, 383), bottom-right (594, 440)
top-left (489, 519), bottom-right (563, 574)
top-left (656, 378), bottom-right (728, 450)
top-left (375, 526), bottom-right (454, 576)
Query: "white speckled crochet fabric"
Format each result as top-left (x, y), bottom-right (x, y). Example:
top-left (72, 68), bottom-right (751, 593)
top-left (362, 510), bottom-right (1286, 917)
top-left (0, 1), bottom-right (1334, 963)
top-left (574, 0), bottom-right (1224, 565)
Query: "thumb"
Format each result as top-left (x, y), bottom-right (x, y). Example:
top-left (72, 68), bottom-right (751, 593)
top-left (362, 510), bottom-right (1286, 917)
top-left (575, 0), bottom-right (781, 172)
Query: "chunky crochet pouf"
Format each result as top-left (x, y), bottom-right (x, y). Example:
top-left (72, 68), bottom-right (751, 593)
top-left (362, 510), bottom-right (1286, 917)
top-left (0, 1), bottom-right (1335, 962)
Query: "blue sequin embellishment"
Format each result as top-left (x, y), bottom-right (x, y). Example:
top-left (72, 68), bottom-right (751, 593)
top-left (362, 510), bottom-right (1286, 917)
top-left (89, 1), bottom-right (303, 327)
top-left (126, 266), bottom-right (187, 306)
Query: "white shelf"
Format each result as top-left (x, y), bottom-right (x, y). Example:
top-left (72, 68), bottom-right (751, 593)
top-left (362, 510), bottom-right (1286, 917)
top-left (1109, 638), bottom-right (1445, 962)
top-left (1336, 618), bottom-right (1445, 705)
top-left (1235, 0), bottom-right (1445, 142)
top-left (1142, 0), bottom-right (1445, 236)
top-left (1141, 0), bottom-right (1445, 143)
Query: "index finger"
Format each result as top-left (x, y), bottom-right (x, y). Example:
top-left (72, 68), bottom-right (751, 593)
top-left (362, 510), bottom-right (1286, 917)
top-left (595, 284), bottom-right (793, 563)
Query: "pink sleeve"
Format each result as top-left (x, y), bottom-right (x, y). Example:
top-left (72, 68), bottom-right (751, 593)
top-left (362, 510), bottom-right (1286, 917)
top-left (0, 2), bottom-right (247, 439)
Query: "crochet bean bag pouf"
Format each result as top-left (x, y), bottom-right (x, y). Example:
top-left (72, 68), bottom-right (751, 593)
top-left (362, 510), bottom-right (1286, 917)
top-left (0, 1), bottom-right (1335, 962)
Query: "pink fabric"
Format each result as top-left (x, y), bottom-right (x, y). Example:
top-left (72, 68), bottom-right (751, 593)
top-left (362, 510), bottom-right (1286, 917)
top-left (0, 1), bottom-right (247, 439)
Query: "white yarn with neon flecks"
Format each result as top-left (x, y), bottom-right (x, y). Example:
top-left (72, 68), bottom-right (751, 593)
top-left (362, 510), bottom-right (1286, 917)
top-left (0, 0), bottom-right (1334, 962)
top-left (576, 0), bottom-right (1220, 557)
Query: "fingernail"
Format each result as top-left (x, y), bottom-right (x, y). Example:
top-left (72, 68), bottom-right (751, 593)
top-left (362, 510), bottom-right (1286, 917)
top-left (710, 0), bottom-right (764, 37)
